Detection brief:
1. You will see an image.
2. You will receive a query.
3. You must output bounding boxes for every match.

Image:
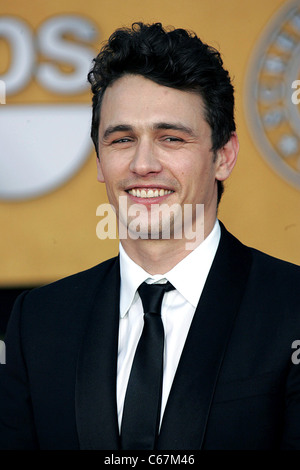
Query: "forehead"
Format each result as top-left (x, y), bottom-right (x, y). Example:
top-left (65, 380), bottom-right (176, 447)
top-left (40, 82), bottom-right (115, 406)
top-left (99, 74), bottom-right (207, 132)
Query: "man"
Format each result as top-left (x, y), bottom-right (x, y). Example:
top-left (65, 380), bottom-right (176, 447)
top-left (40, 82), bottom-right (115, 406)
top-left (0, 22), bottom-right (299, 450)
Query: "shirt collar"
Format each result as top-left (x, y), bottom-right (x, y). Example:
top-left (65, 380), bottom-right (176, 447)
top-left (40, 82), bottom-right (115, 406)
top-left (119, 245), bottom-right (151, 318)
top-left (119, 219), bottom-right (221, 317)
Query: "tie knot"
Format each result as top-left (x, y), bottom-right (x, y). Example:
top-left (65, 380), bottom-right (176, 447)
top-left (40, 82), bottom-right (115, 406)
top-left (138, 281), bottom-right (175, 315)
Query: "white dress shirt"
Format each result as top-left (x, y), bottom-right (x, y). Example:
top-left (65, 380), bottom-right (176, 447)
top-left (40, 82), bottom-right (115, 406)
top-left (117, 219), bottom-right (221, 430)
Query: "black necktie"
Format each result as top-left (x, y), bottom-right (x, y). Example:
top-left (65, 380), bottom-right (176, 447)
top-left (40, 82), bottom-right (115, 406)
top-left (120, 281), bottom-right (175, 450)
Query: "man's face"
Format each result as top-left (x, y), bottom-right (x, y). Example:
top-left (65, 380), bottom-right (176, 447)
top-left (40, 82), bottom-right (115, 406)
top-left (97, 74), bottom-right (237, 243)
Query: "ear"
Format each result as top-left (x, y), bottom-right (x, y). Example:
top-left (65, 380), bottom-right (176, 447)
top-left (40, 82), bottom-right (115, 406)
top-left (96, 156), bottom-right (105, 183)
top-left (215, 132), bottom-right (239, 182)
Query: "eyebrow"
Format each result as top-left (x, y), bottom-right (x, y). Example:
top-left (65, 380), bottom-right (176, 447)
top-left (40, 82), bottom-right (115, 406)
top-left (102, 122), bottom-right (196, 140)
top-left (102, 124), bottom-right (134, 140)
top-left (153, 122), bottom-right (196, 136)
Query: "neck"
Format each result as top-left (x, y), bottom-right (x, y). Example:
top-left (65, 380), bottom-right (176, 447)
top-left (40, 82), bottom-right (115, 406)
top-left (120, 216), bottom-right (217, 275)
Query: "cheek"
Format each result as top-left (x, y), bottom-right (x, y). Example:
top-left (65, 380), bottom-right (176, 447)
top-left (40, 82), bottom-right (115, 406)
top-left (181, 162), bottom-right (215, 197)
top-left (98, 160), bottom-right (116, 184)
top-left (179, 162), bottom-right (203, 183)
top-left (96, 158), bottom-right (105, 182)
top-left (170, 159), bottom-right (193, 179)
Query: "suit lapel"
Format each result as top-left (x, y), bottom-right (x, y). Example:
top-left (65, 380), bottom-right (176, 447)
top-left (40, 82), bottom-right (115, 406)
top-left (157, 224), bottom-right (253, 450)
top-left (75, 257), bottom-right (121, 450)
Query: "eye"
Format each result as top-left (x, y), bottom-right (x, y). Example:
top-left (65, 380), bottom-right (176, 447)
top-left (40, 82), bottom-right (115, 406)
top-left (164, 137), bottom-right (183, 142)
top-left (161, 136), bottom-right (185, 146)
top-left (112, 137), bottom-right (133, 144)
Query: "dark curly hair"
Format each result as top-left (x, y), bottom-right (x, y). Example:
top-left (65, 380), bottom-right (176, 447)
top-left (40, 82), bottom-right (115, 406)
top-left (88, 22), bottom-right (236, 203)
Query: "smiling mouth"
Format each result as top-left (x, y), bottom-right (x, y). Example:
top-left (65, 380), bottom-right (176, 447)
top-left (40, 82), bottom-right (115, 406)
top-left (127, 188), bottom-right (174, 198)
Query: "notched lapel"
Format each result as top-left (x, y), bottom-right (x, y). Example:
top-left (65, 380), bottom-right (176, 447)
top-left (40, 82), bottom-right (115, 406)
top-left (157, 224), bottom-right (253, 450)
top-left (75, 257), bottom-right (121, 450)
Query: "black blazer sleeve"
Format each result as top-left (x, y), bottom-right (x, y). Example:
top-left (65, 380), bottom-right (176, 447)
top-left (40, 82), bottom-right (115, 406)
top-left (0, 292), bottom-right (39, 449)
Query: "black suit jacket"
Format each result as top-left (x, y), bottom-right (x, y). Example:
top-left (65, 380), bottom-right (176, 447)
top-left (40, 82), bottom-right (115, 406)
top-left (0, 222), bottom-right (300, 450)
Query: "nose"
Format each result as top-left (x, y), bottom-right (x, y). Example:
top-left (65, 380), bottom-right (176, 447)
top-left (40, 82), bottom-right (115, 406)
top-left (129, 138), bottom-right (163, 176)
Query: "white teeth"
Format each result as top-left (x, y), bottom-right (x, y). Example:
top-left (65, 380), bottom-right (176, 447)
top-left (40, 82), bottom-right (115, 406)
top-left (128, 188), bottom-right (173, 198)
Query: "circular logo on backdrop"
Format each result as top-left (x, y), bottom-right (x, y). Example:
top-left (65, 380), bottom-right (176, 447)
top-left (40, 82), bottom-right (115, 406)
top-left (245, 0), bottom-right (300, 190)
top-left (0, 14), bottom-right (99, 200)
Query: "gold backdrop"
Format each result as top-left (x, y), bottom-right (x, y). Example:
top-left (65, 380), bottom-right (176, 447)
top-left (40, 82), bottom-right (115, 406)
top-left (0, 0), bottom-right (299, 286)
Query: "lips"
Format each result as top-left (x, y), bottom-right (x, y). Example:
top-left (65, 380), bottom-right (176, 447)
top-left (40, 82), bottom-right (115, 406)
top-left (127, 188), bottom-right (174, 198)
